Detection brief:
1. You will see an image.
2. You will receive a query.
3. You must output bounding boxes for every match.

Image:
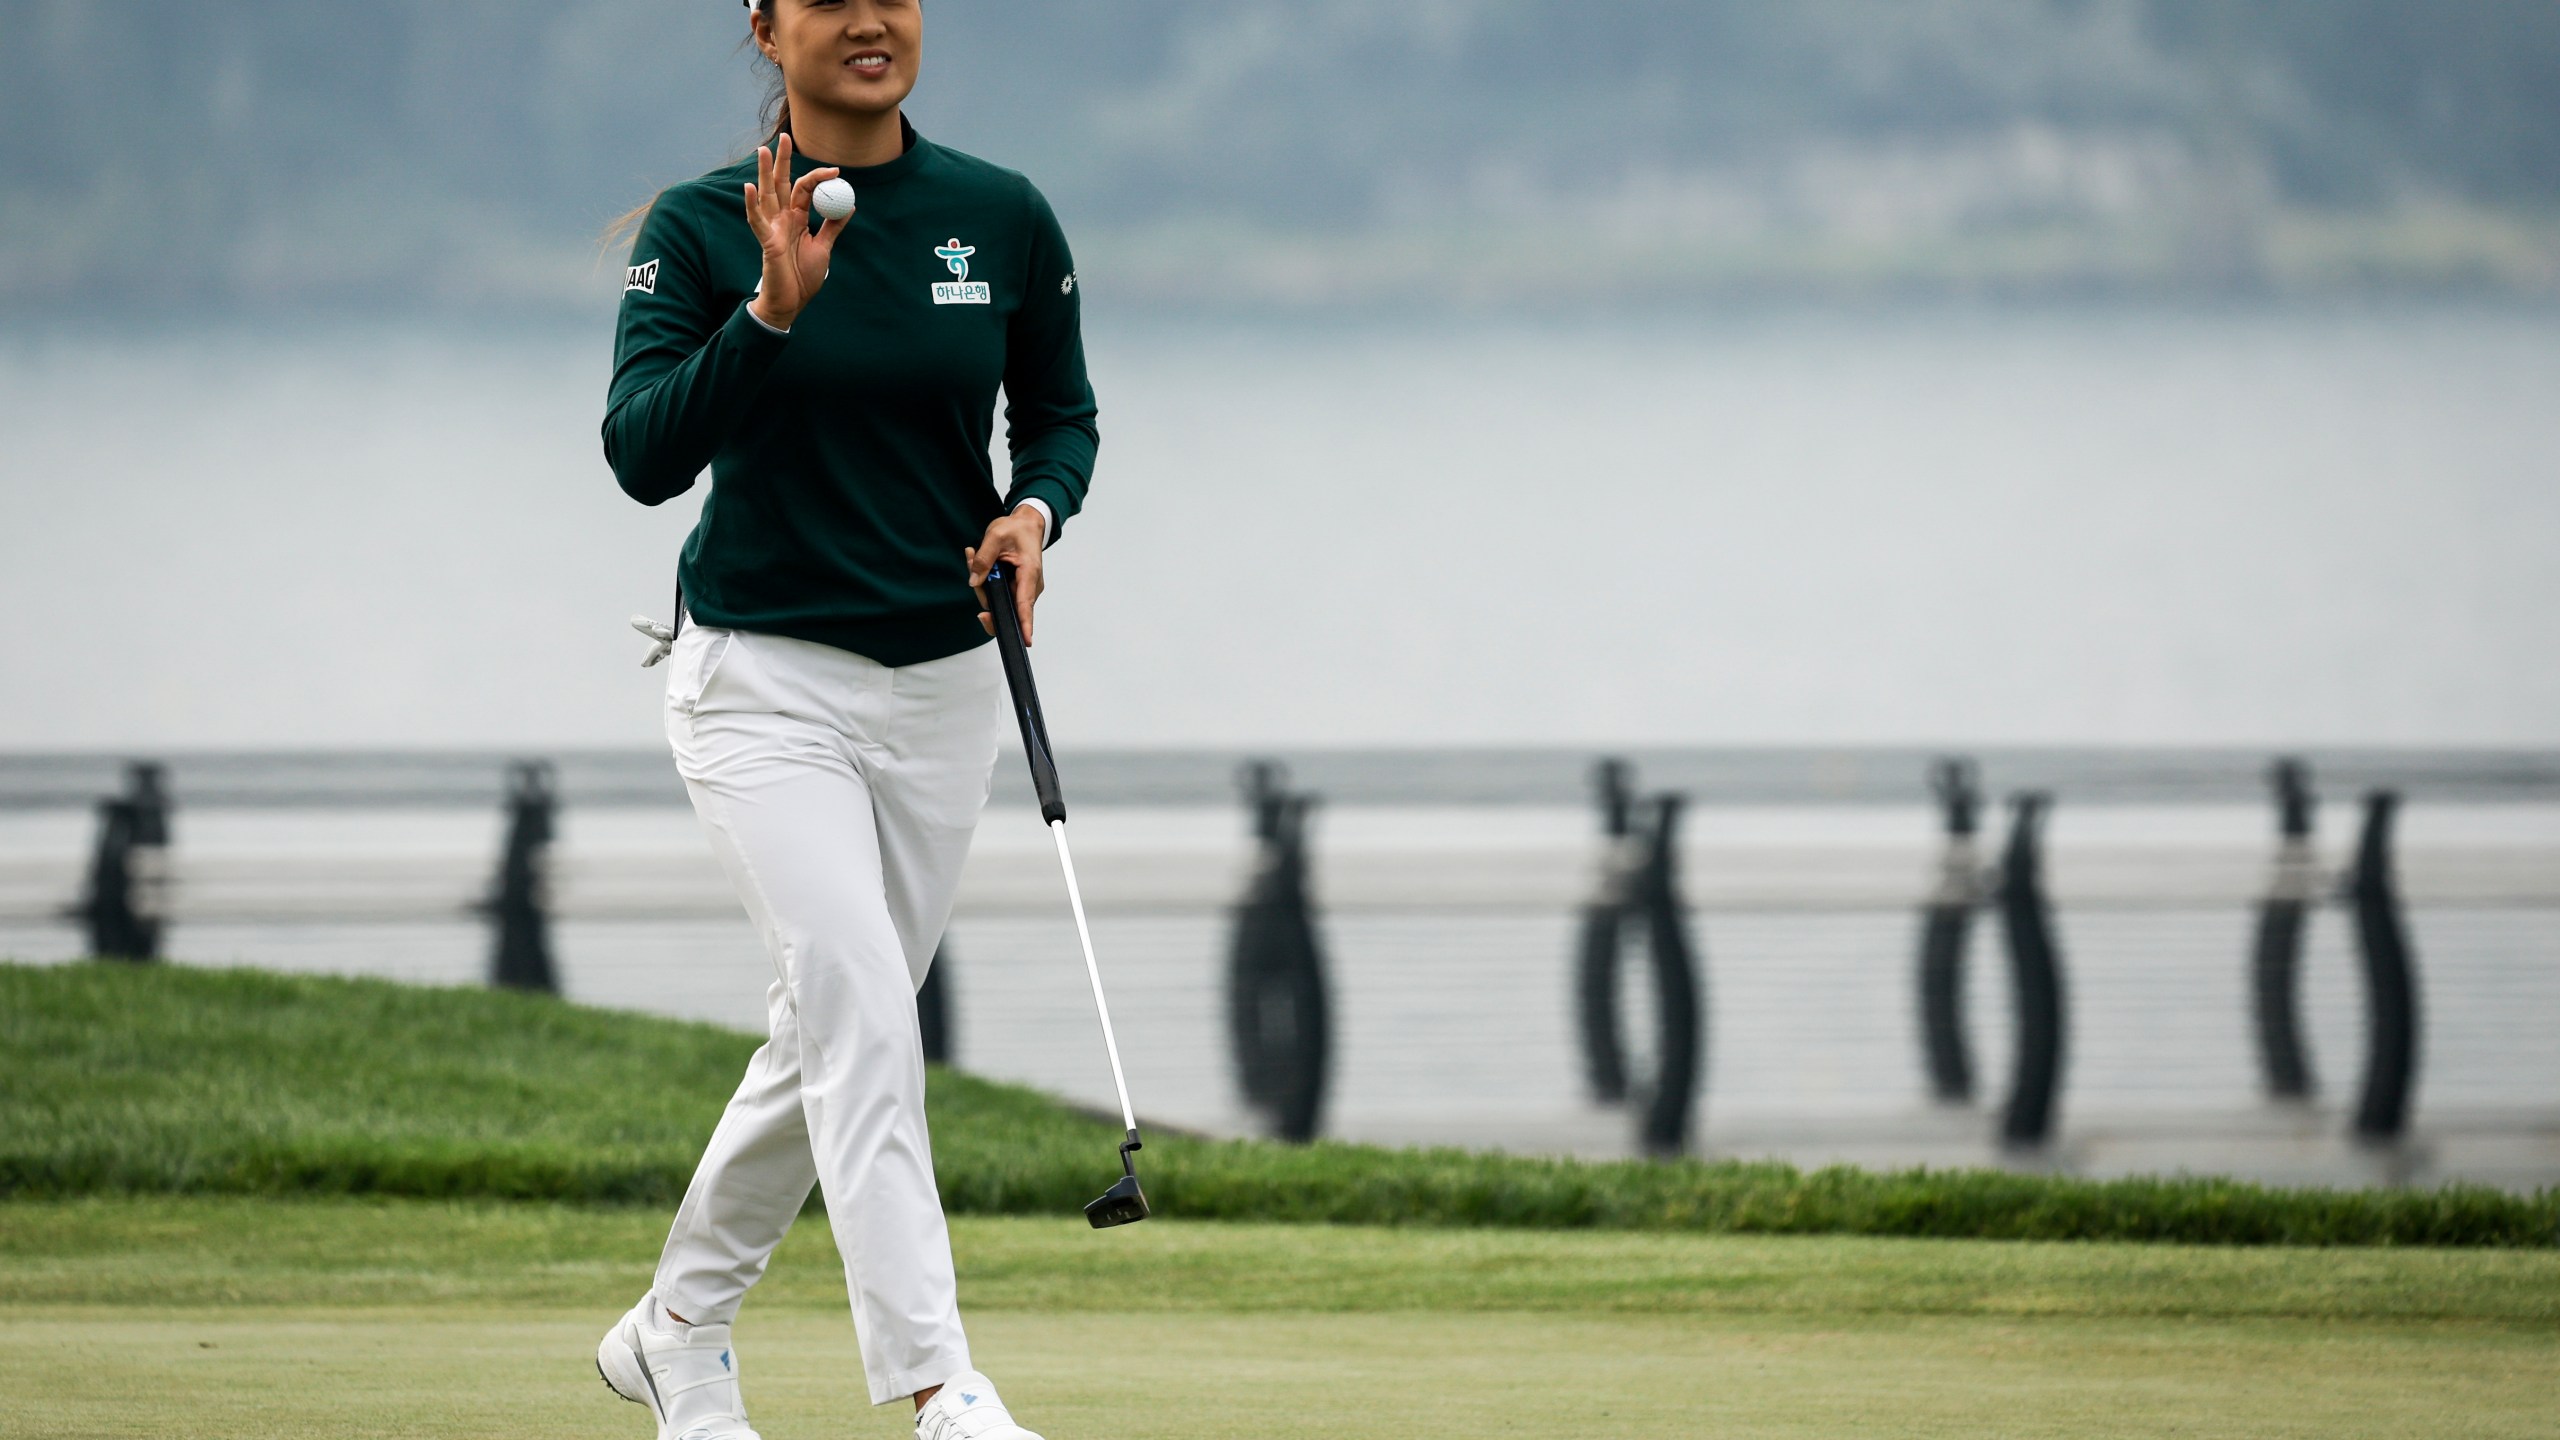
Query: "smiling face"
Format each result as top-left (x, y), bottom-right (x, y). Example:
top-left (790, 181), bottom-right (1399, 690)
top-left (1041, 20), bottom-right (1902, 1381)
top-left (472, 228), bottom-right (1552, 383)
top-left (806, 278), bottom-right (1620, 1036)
top-left (755, 0), bottom-right (921, 122)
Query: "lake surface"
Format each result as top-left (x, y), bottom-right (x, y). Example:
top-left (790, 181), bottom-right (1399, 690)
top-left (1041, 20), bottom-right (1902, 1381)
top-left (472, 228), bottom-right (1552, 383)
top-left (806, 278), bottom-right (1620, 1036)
top-left (3, 305), bottom-right (2556, 752)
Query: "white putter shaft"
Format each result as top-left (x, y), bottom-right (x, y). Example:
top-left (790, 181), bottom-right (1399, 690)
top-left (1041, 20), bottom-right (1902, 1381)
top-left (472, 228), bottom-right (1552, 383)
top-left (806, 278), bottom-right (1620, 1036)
top-left (1049, 818), bottom-right (1138, 1133)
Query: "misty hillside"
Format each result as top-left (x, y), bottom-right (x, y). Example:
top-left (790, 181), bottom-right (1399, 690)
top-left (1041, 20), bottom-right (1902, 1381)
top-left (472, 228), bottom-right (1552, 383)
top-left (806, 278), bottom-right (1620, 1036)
top-left (4, 0), bottom-right (2558, 314)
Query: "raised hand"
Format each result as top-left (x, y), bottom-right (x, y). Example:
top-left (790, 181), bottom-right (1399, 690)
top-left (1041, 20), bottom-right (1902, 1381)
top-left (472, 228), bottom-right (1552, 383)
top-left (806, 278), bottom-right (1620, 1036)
top-left (742, 133), bottom-right (848, 331)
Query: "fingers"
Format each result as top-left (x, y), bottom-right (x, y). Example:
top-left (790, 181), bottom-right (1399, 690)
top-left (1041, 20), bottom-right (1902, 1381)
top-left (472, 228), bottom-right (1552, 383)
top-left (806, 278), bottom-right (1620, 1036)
top-left (965, 544), bottom-right (991, 607)
top-left (964, 546), bottom-right (995, 636)
top-left (745, 143), bottom-right (772, 237)
top-left (790, 165), bottom-right (836, 211)
top-left (752, 141), bottom-right (810, 219)
top-left (774, 137), bottom-right (797, 232)
top-left (966, 514), bottom-right (1047, 642)
top-left (800, 167), bottom-right (848, 254)
top-left (1013, 553), bottom-right (1042, 646)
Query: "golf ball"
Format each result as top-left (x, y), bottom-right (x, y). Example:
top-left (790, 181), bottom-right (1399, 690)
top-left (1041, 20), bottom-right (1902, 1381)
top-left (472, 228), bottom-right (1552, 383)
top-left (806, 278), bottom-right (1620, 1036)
top-left (812, 178), bottom-right (857, 220)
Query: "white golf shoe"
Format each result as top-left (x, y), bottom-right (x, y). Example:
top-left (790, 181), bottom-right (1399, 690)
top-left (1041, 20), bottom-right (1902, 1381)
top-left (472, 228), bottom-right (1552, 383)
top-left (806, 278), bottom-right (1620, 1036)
top-left (597, 1293), bottom-right (760, 1440)
top-left (915, 1370), bottom-right (1045, 1440)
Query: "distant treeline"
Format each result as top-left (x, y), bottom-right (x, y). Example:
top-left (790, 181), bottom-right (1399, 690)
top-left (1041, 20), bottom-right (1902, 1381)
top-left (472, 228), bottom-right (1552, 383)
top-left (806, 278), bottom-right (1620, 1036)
top-left (4, 0), bottom-right (2557, 313)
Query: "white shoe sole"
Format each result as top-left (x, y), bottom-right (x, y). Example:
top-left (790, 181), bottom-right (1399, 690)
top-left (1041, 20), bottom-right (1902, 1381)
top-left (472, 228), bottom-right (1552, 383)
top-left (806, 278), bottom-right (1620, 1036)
top-left (597, 1317), bottom-right (662, 1420)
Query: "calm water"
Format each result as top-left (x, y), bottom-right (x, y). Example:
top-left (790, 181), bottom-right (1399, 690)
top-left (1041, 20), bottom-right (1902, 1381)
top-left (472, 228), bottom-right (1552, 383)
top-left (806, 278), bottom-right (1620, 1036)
top-left (2, 306), bottom-right (2557, 752)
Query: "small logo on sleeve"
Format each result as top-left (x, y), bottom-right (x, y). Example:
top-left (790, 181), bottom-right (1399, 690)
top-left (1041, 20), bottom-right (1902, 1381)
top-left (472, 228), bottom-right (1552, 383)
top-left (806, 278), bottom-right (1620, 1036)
top-left (625, 260), bottom-right (659, 295)
top-left (1061, 272), bottom-right (1077, 296)
top-left (932, 238), bottom-right (991, 305)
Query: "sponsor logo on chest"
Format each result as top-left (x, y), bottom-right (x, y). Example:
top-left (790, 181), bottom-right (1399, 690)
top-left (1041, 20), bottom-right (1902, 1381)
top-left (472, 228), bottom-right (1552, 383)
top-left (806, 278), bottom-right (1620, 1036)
top-left (931, 238), bottom-right (991, 305)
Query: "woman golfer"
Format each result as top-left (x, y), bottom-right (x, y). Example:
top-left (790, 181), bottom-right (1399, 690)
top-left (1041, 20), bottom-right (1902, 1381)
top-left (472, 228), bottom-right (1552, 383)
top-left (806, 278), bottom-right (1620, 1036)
top-left (596, 2), bottom-right (1094, 1437)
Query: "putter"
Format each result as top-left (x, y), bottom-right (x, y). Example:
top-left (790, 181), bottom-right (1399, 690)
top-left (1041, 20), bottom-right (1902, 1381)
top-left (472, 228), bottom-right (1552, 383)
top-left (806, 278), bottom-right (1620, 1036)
top-left (984, 558), bottom-right (1150, 1228)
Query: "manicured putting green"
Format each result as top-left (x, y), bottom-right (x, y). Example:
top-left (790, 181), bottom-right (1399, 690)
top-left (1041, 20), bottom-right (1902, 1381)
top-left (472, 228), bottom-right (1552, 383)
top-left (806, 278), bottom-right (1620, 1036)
top-left (10, 1304), bottom-right (2553, 1439)
top-left (3, 1199), bottom-right (2555, 1438)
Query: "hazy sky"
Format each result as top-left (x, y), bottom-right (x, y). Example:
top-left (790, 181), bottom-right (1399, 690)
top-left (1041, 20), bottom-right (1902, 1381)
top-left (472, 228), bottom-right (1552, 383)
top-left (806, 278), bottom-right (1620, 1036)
top-left (10, 1), bottom-right (2560, 314)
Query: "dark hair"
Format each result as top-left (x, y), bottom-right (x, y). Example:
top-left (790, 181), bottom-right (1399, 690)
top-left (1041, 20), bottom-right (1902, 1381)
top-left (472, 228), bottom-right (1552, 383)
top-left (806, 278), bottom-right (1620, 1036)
top-left (752, 0), bottom-right (792, 145)
top-left (604, 1), bottom-right (791, 250)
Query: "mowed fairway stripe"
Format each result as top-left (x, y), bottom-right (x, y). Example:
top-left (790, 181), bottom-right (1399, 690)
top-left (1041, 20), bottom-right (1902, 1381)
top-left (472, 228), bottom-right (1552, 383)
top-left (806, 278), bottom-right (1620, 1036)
top-left (3, 1308), bottom-right (2554, 1440)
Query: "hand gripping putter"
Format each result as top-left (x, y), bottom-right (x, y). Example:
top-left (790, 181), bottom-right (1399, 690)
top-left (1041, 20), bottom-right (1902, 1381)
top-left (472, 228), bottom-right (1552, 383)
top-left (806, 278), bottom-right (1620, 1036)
top-left (984, 560), bottom-right (1150, 1227)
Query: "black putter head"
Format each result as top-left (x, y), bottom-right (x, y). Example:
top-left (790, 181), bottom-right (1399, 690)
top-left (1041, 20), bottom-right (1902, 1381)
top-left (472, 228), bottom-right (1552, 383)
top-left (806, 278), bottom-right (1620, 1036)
top-left (1085, 1131), bottom-right (1150, 1228)
top-left (1084, 1173), bottom-right (1150, 1228)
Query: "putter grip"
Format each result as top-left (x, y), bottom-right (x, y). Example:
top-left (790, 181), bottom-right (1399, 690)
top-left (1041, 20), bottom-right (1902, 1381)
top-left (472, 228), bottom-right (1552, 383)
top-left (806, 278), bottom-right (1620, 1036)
top-left (985, 560), bottom-right (1067, 824)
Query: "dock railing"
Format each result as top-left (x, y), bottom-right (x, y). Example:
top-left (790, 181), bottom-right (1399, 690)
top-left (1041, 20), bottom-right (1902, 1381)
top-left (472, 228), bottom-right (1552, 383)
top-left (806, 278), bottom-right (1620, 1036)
top-left (3, 748), bottom-right (2553, 1171)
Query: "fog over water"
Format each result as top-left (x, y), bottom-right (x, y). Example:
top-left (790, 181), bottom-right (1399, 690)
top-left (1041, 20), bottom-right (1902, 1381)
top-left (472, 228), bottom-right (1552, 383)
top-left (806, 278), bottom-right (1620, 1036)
top-left (3, 305), bottom-right (2556, 751)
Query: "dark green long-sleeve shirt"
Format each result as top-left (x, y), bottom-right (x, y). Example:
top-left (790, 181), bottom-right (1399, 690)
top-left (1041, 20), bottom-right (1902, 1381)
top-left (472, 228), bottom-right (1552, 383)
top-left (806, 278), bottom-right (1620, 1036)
top-left (605, 123), bottom-right (1097, 667)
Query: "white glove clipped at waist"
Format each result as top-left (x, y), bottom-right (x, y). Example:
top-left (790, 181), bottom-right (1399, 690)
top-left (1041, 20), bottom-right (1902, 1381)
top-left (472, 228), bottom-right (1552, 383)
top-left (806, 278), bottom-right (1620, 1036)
top-left (631, 615), bottom-right (676, 668)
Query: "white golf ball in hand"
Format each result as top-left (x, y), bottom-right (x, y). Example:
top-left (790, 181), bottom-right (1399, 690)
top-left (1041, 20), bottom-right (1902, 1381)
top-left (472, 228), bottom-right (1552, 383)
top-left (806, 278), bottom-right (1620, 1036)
top-left (812, 178), bottom-right (857, 220)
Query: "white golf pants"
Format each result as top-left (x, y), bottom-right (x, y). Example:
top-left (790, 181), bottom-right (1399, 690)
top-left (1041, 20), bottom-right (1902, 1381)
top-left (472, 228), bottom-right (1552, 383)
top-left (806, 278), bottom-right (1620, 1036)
top-left (652, 620), bottom-right (1000, 1406)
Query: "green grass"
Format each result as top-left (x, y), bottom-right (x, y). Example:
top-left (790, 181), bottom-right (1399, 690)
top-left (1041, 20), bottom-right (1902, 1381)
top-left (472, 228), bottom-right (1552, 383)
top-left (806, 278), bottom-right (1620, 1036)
top-left (17, 1306), bottom-right (2555, 1440)
top-left (8, 961), bottom-right (2552, 1436)
top-left (6, 961), bottom-right (2556, 1246)
top-left (7, 1198), bottom-right (2557, 1324)
top-left (3, 1198), bottom-right (2556, 1439)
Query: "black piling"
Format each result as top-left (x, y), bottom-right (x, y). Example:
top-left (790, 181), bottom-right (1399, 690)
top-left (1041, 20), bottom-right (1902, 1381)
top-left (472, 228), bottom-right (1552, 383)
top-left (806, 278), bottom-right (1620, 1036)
top-left (1574, 758), bottom-right (1639, 1104)
top-left (1630, 794), bottom-right (1706, 1157)
top-left (1915, 756), bottom-right (1982, 1104)
top-left (1571, 761), bottom-right (1706, 1158)
top-left (918, 943), bottom-right (955, 1065)
top-left (74, 762), bottom-right (171, 961)
top-left (2348, 791), bottom-right (2421, 1144)
top-left (2250, 757), bottom-right (2320, 1101)
top-left (483, 760), bottom-right (559, 994)
top-left (1227, 761), bottom-right (1332, 1143)
top-left (1996, 793), bottom-right (2067, 1150)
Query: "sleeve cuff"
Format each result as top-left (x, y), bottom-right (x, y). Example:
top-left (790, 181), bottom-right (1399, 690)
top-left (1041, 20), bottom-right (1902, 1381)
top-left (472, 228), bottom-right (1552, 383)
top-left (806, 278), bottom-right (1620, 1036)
top-left (1013, 497), bottom-right (1056, 547)
top-left (1006, 479), bottom-right (1077, 544)
top-left (732, 300), bottom-right (792, 343)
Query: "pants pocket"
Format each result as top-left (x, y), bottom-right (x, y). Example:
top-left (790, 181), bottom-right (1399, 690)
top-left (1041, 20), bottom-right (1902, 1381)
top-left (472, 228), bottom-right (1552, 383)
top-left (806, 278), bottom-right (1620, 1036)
top-left (667, 626), bottom-right (736, 716)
